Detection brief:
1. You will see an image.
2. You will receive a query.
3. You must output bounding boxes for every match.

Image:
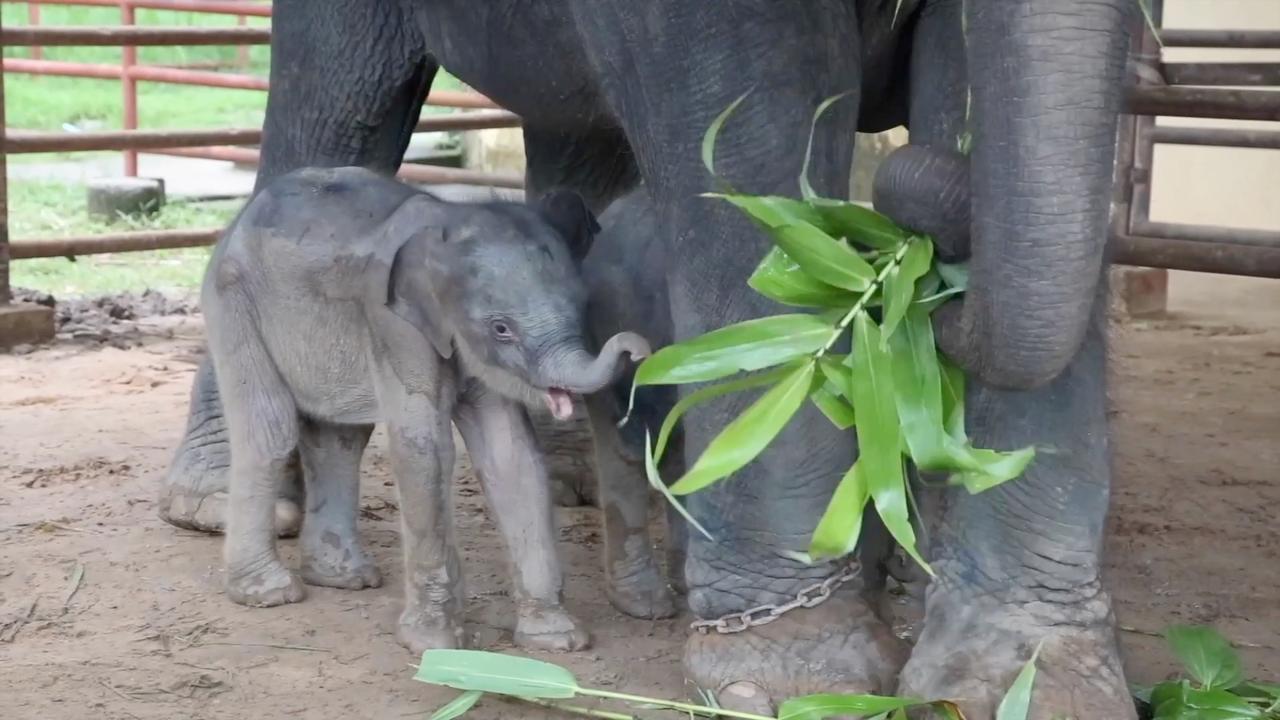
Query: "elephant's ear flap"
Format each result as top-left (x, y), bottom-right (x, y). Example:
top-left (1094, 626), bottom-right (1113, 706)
top-left (537, 189), bottom-right (599, 262)
top-left (384, 228), bottom-right (454, 359)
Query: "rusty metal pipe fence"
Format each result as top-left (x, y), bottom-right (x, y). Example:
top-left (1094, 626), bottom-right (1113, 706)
top-left (1, 1), bottom-right (1278, 308)
top-left (0, 0), bottom-right (521, 294)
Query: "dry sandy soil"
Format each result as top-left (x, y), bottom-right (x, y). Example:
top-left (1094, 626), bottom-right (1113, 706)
top-left (1, 271), bottom-right (1277, 719)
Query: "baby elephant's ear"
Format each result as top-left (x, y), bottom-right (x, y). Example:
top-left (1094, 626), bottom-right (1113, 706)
top-left (537, 189), bottom-right (600, 261)
top-left (385, 227), bottom-right (454, 359)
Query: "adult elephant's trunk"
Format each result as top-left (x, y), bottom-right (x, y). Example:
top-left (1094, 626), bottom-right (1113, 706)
top-left (938, 0), bottom-right (1131, 390)
top-left (539, 331), bottom-right (650, 399)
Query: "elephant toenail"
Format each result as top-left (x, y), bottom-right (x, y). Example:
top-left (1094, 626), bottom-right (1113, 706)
top-left (719, 681), bottom-right (772, 714)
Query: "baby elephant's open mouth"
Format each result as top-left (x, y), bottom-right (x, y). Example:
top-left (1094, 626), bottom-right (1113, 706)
top-left (543, 388), bottom-right (575, 421)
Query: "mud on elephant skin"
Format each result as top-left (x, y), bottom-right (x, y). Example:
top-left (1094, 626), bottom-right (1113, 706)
top-left (201, 166), bottom-right (648, 653)
top-left (166, 0), bottom-right (1137, 714)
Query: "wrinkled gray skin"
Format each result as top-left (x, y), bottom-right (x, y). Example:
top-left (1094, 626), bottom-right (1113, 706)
top-left (202, 166), bottom-right (648, 653)
top-left (162, 1), bottom-right (1136, 716)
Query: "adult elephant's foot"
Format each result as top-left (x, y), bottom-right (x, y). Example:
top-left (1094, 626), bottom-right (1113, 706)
top-left (160, 488), bottom-right (304, 538)
top-left (683, 594), bottom-right (907, 714)
top-left (158, 359), bottom-right (304, 536)
top-left (898, 592), bottom-right (1134, 720)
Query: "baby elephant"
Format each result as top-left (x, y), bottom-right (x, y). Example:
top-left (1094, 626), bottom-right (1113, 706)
top-left (202, 166), bottom-right (648, 653)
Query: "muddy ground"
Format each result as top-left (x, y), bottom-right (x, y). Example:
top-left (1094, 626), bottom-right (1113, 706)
top-left (1, 271), bottom-right (1277, 719)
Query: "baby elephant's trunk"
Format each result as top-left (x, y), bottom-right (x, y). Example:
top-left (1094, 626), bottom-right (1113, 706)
top-left (540, 330), bottom-right (650, 397)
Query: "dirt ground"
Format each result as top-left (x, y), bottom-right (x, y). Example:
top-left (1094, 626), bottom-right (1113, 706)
top-left (1, 271), bottom-right (1278, 719)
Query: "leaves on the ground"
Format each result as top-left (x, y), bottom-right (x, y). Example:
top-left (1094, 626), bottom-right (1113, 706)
top-left (414, 650), bottom-right (579, 700)
top-left (1166, 624), bottom-right (1246, 692)
top-left (428, 690), bottom-right (483, 720)
top-left (778, 692), bottom-right (921, 720)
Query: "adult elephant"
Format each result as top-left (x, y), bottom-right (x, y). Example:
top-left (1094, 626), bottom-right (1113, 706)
top-left (160, 0), bottom-right (1135, 716)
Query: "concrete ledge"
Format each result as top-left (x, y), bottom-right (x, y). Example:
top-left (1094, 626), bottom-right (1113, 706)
top-left (0, 302), bottom-right (56, 351)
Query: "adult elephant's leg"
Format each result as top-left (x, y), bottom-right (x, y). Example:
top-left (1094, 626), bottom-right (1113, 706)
top-left (888, 1), bottom-right (1135, 717)
top-left (573, 5), bottom-right (903, 711)
top-left (159, 0), bottom-right (435, 533)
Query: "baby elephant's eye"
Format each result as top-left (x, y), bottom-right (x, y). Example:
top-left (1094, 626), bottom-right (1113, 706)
top-left (489, 319), bottom-right (516, 342)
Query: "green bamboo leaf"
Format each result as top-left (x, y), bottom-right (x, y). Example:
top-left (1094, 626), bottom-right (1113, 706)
top-left (1234, 681), bottom-right (1280, 702)
top-left (995, 642), bottom-right (1042, 720)
top-left (703, 192), bottom-right (826, 229)
top-left (633, 314), bottom-right (832, 387)
top-left (709, 194), bottom-right (876, 291)
top-left (811, 384), bottom-right (856, 430)
top-left (810, 200), bottom-right (908, 251)
top-left (880, 237), bottom-right (934, 346)
top-left (807, 461), bottom-right (869, 561)
top-left (644, 431), bottom-right (715, 542)
top-left (767, 221), bottom-right (877, 292)
top-left (1152, 679), bottom-right (1190, 720)
top-left (1166, 625), bottom-right (1245, 691)
top-left (429, 690), bottom-right (483, 720)
top-left (818, 354), bottom-right (855, 399)
top-left (778, 692), bottom-right (921, 720)
top-left (1173, 687), bottom-right (1262, 719)
top-left (669, 361), bottom-right (815, 495)
top-left (702, 91), bottom-right (751, 178)
top-left (952, 446), bottom-right (1036, 494)
top-left (749, 247), bottom-right (859, 308)
top-left (650, 364), bottom-right (796, 465)
top-left (415, 650), bottom-right (580, 699)
top-left (799, 93), bottom-right (852, 201)
top-left (939, 357), bottom-right (966, 441)
top-left (850, 314), bottom-right (930, 574)
top-left (889, 306), bottom-right (950, 469)
top-left (936, 261), bottom-right (969, 291)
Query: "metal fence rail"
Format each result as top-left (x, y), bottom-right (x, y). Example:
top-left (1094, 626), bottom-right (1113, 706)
top-left (1111, 0), bottom-right (1280, 279)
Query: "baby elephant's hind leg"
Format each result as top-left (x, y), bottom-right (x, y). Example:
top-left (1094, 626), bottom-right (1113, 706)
top-left (583, 393), bottom-right (675, 619)
top-left (298, 420), bottom-right (381, 590)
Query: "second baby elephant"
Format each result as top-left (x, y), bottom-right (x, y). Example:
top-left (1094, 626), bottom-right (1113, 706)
top-left (202, 166), bottom-right (649, 653)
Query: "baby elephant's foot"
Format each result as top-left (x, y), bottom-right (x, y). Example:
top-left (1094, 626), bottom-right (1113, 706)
top-left (301, 531), bottom-right (382, 590)
top-left (397, 605), bottom-right (466, 655)
top-left (226, 560), bottom-right (306, 607)
top-left (301, 555), bottom-right (382, 590)
top-left (515, 603), bottom-right (591, 652)
top-left (607, 563), bottom-right (677, 620)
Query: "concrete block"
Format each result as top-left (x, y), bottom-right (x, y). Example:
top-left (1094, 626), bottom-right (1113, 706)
top-left (87, 176), bottom-right (166, 222)
top-left (0, 302), bottom-right (55, 351)
top-left (1109, 265), bottom-right (1168, 320)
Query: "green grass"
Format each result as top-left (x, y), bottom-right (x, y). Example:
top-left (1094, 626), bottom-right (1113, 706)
top-left (3, 5), bottom-right (472, 297)
top-left (8, 179), bottom-right (239, 296)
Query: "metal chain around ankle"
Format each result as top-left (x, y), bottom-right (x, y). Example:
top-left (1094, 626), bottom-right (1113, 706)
top-left (690, 559), bottom-right (862, 635)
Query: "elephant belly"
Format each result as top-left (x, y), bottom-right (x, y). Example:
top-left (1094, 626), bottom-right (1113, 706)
top-left (259, 304), bottom-right (381, 426)
top-left (412, 3), bottom-right (608, 129)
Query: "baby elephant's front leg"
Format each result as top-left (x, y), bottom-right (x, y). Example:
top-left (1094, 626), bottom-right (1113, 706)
top-left (455, 393), bottom-right (590, 652)
top-left (387, 404), bottom-right (466, 654)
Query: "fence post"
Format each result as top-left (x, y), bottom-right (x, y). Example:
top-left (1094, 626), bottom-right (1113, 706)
top-left (27, 1), bottom-right (42, 59)
top-left (121, 0), bottom-right (139, 176)
top-left (1, 9), bottom-right (9, 304)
